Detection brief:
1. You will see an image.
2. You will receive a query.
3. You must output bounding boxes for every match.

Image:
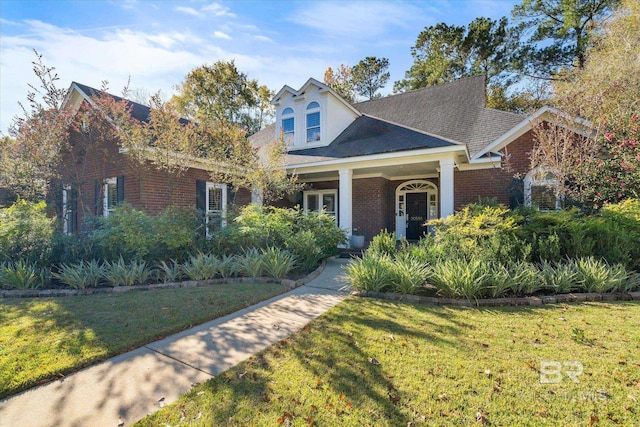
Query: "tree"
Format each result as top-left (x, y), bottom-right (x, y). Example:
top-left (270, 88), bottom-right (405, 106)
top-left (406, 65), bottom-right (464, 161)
top-left (351, 57), bottom-right (390, 100)
top-left (511, 0), bottom-right (620, 78)
top-left (323, 65), bottom-right (355, 103)
top-left (171, 60), bottom-right (274, 136)
top-left (530, 0), bottom-right (639, 207)
top-left (393, 18), bottom-right (518, 105)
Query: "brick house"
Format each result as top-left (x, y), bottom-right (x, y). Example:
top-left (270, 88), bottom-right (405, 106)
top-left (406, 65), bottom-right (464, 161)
top-left (56, 82), bottom-right (251, 234)
top-left (249, 75), bottom-right (559, 244)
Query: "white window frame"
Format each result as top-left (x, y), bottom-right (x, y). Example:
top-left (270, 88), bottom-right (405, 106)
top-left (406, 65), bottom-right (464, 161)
top-left (305, 102), bottom-right (321, 143)
top-left (524, 168), bottom-right (561, 211)
top-left (303, 189), bottom-right (337, 222)
top-left (62, 184), bottom-right (72, 235)
top-left (103, 177), bottom-right (117, 217)
top-left (206, 182), bottom-right (227, 235)
top-left (281, 107), bottom-right (294, 144)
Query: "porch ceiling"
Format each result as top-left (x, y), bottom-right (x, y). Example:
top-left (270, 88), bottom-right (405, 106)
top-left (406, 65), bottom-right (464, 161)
top-left (297, 160), bottom-right (441, 182)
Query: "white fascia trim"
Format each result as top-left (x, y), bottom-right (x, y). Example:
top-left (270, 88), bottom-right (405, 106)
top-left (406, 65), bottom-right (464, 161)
top-left (472, 106), bottom-right (594, 160)
top-left (286, 145), bottom-right (465, 172)
top-left (118, 145), bottom-right (231, 173)
top-left (273, 77), bottom-right (362, 117)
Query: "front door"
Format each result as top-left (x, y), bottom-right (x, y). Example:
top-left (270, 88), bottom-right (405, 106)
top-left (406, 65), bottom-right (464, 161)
top-left (406, 192), bottom-right (427, 240)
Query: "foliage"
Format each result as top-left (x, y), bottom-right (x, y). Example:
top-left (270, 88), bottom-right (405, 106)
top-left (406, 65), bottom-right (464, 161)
top-left (343, 252), bottom-right (394, 292)
top-left (351, 57), bottom-right (390, 100)
top-left (260, 247), bottom-right (296, 279)
top-left (511, 0), bottom-right (620, 75)
top-left (102, 257), bottom-right (153, 287)
top-left (508, 261), bottom-right (542, 295)
top-left (323, 64), bottom-right (356, 103)
top-left (366, 230), bottom-right (397, 257)
top-left (156, 259), bottom-right (183, 284)
top-left (539, 260), bottom-right (577, 294)
top-left (0, 200), bottom-right (56, 265)
top-left (428, 258), bottom-right (489, 300)
top-left (0, 260), bottom-right (48, 290)
top-left (182, 253), bottom-right (221, 281)
top-left (170, 60), bottom-right (274, 136)
top-left (393, 17), bottom-right (518, 106)
top-left (87, 204), bottom-right (202, 263)
top-left (573, 257), bottom-right (626, 293)
top-left (285, 230), bottom-right (323, 273)
top-left (53, 260), bottom-right (104, 289)
top-left (389, 254), bottom-right (429, 294)
top-left (238, 248), bottom-right (265, 278)
top-left (217, 255), bottom-right (239, 279)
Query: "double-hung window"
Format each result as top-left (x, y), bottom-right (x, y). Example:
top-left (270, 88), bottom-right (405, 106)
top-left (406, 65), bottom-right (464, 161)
top-left (206, 182), bottom-right (227, 232)
top-left (306, 102), bottom-right (320, 143)
top-left (524, 169), bottom-right (561, 211)
top-left (104, 177), bottom-right (118, 217)
top-left (62, 185), bottom-right (77, 235)
top-left (304, 189), bottom-right (337, 222)
top-left (281, 107), bottom-right (294, 143)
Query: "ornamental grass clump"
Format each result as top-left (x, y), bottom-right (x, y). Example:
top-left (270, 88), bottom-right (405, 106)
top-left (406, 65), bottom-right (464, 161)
top-left (261, 247), bottom-right (296, 279)
top-left (238, 248), bottom-right (265, 278)
top-left (103, 257), bottom-right (152, 287)
top-left (156, 259), bottom-right (183, 283)
top-left (0, 260), bottom-right (48, 290)
top-left (540, 260), bottom-right (577, 294)
top-left (509, 261), bottom-right (543, 296)
top-left (217, 255), bottom-right (240, 279)
top-left (389, 254), bottom-right (429, 294)
top-left (53, 260), bottom-right (104, 289)
top-left (573, 257), bottom-right (627, 293)
top-left (182, 253), bottom-right (220, 281)
top-left (428, 258), bottom-right (488, 300)
top-left (343, 252), bottom-right (394, 292)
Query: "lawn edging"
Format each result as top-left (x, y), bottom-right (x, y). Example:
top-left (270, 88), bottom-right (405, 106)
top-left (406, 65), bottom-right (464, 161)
top-left (353, 290), bottom-right (640, 306)
top-left (0, 259), bottom-right (328, 299)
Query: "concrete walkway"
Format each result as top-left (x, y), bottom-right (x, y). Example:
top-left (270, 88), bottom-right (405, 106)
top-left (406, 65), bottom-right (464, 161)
top-left (0, 258), bottom-right (351, 427)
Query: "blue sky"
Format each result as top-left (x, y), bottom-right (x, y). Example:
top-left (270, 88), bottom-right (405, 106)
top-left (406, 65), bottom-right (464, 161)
top-left (0, 0), bottom-right (519, 134)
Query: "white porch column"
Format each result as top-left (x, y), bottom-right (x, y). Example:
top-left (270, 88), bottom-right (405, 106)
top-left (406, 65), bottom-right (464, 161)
top-left (338, 168), bottom-right (353, 240)
top-left (439, 157), bottom-right (455, 218)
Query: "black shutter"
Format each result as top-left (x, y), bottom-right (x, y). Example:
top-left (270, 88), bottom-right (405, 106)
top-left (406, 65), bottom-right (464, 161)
top-left (94, 180), bottom-right (101, 215)
top-left (227, 184), bottom-right (235, 207)
top-left (196, 180), bottom-right (206, 211)
top-left (116, 176), bottom-right (125, 204)
top-left (55, 184), bottom-right (64, 228)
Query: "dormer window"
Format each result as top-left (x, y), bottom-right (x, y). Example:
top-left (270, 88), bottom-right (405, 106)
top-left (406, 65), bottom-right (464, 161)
top-left (306, 102), bottom-right (320, 143)
top-left (281, 107), bottom-right (294, 143)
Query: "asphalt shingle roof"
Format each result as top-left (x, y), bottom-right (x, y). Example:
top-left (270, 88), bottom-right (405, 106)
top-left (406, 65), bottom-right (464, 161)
top-left (352, 75), bottom-right (523, 156)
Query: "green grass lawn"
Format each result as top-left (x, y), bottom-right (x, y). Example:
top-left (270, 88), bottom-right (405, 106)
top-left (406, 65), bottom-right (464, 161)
top-left (137, 298), bottom-right (640, 426)
top-left (0, 283), bottom-right (287, 399)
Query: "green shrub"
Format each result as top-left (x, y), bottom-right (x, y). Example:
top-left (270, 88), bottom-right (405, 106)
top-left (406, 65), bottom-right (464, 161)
top-left (238, 248), bottom-right (265, 278)
top-left (0, 260), bottom-right (48, 290)
top-left (343, 252), bottom-right (394, 292)
top-left (405, 236), bottom-right (441, 264)
top-left (623, 271), bottom-right (640, 292)
top-left (0, 200), bottom-right (55, 265)
top-left (182, 253), bottom-right (220, 281)
top-left (102, 257), bottom-right (152, 287)
top-left (53, 260), bottom-right (104, 289)
top-left (218, 255), bottom-right (239, 279)
top-left (261, 247), bottom-right (296, 279)
top-left (389, 255), bottom-right (429, 294)
top-left (428, 258), bottom-right (488, 300)
top-left (285, 230), bottom-right (323, 272)
top-left (367, 230), bottom-right (396, 257)
top-left (573, 257), bottom-right (627, 293)
top-left (484, 263), bottom-right (514, 298)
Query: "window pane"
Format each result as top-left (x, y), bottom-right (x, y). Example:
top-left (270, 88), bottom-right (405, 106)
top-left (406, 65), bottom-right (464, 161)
top-left (307, 127), bottom-right (320, 142)
top-left (323, 194), bottom-right (335, 214)
top-left (282, 107), bottom-right (294, 115)
top-left (107, 183), bottom-right (117, 210)
top-left (306, 101), bottom-right (319, 110)
top-left (208, 188), bottom-right (222, 211)
top-left (531, 185), bottom-right (556, 210)
top-left (282, 117), bottom-right (294, 133)
top-left (307, 194), bottom-right (319, 212)
top-left (306, 112), bottom-right (320, 128)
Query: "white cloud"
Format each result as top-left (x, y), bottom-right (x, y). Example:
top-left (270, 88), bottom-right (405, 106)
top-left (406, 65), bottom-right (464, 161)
top-left (202, 2), bottom-right (236, 18)
top-left (290, 1), bottom-right (426, 38)
top-left (253, 35), bottom-right (273, 43)
top-left (175, 6), bottom-right (203, 17)
top-left (213, 31), bottom-right (231, 40)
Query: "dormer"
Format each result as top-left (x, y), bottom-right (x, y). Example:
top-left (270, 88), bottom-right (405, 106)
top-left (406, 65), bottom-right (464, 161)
top-left (273, 78), bottom-right (360, 151)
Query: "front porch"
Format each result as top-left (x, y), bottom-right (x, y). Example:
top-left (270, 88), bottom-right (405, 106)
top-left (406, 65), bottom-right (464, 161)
top-left (293, 154), bottom-right (458, 245)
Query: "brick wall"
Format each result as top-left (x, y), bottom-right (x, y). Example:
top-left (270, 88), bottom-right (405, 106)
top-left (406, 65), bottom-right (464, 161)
top-left (56, 131), bottom-right (250, 228)
top-left (454, 130), bottom-right (536, 210)
top-left (352, 177), bottom-right (390, 243)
